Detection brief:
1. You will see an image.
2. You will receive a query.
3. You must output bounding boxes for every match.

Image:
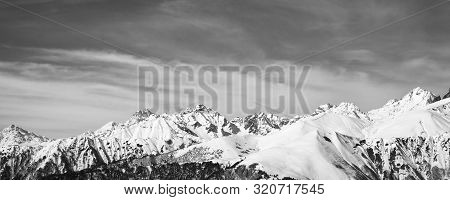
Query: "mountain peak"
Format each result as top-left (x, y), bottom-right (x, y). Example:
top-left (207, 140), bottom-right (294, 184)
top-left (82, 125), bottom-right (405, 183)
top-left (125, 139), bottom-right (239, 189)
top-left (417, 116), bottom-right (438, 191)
top-left (127, 108), bottom-right (159, 124)
top-left (312, 102), bottom-right (370, 121)
top-left (368, 87), bottom-right (439, 120)
top-left (181, 104), bottom-right (216, 114)
top-left (315, 102), bottom-right (359, 112)
top-left (132, 108), bottom-right (155, 118)
top-left (316, 103), bottom-right (334, 112)
top-left (4, 124), bottom-right (29, 133)
top-left (1, 124), bottom-right (49, 146)
top-left (404, 87), bottom-right (437, 102)
top-left (6, 124), bottom-right (17, 130)
top-left (241, 112), bottom-right (290, 135)
top-left (411, 86), bottom-right (426, 93)
top-left (336, 102), bottom-right (361, 112)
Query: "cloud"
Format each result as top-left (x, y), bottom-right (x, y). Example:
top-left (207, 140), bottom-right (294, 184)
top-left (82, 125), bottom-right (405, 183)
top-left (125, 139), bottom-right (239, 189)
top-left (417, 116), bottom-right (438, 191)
top-left (0, 67), bottom-right (137, 138)
top-left (0, 48), bottom-right (169, 90)
top-left (1, 0), bottom-right (450, 138)
top-left (0, 48), bottom-right (162, 137)
top-left (33, 48), bottom-right (158, 66)
top-left (4, 0), bottom-right (109, 6)
top-left (401, 57), bottom-right (440, 70)
top-left (338, 49), bottom-right (378, 64)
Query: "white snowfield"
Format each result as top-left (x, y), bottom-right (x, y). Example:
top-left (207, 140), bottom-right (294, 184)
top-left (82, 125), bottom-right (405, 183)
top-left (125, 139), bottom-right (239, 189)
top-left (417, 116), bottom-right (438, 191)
top-left (364, 110), bottom-right (450, 139)
top-left (239, 122), bottom-right (372, 179)
top-left (171, 116), bottom-right (378, 179)
top-left (167, 88), bottom-right (450, 179)
top-left (364, 95), bottom-right (450, 139)
top-left (1, 87), bottom-right (450, 179)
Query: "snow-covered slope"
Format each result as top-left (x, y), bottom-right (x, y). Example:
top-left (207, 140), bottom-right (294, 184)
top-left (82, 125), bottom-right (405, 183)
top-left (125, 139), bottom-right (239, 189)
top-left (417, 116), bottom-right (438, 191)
top-left (239, 121), bottom-right (378, 179)
top-left (313, 102), bottom-right (371, 122)
top-left (364, 96), bottom-right (450, 139)
top-left (368, 87), bottom-right (440, 120)
top-left (143, 120), bottom-right (377, 179)
top-left (2, 87), bottom-right (450, 180)
top-left (365, 110), bottom-right (450, 139)
top-left (0, 105), bottom-right (289, 179)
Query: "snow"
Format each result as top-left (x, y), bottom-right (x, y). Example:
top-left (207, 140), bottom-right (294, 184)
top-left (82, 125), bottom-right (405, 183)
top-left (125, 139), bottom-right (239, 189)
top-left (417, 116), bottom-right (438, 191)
top-left (3, 87), bottom-right (450, 179)
top-left (0, 125), bottom-right (50, 147)
top-left (239, 121), bottom-right (372, 179)
top-left (364, 110), bottom-right (450, 139)
top-left (368, 87), bottom-right (438, 120)
top-left (423, 96), bottom-right (450, 111)
top-left (173, 134), bottom-right (259, 165)
top-left (300, 112), bottom-right (368, 138)
top-left (175, 119), bottom-right (375, 179)
top-left (97, 121), bottom-right (116, 132)
top-left (364, 95), bottom-right (450, 139)
top-left (313, 102), bottom-right (370, 121)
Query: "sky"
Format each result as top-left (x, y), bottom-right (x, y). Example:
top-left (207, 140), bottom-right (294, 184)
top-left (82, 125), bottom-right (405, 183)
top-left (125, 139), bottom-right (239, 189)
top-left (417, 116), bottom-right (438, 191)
top-left (0, 0), bottom-right (449, 138)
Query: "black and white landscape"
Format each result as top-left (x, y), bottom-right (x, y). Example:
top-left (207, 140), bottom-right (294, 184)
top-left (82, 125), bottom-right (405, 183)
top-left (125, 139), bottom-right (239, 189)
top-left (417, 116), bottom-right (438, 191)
top-left (1, 87), bottom-right (450, 180)
top-left (1, 1), bottom-right (450, 181)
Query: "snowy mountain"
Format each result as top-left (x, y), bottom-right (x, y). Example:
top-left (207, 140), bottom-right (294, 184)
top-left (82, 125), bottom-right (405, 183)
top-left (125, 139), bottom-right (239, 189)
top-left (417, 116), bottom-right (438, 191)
top-left (0, 125), bottom-right (50, 147)
top-left (1, 87), bottom-right (450, 180)
top-left (368, 87), bottom-right (441, 120)
top-left (312, 102), bottom-right (371, 122)
top-left (232, 112), bottom-right (290, 135)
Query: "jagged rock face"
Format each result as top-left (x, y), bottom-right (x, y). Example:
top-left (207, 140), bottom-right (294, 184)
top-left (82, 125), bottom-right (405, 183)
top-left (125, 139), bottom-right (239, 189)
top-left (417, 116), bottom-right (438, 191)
top-left (237, 113), bottom-right (290, 135)
top-left (12, 134), bottom-right (450, 180)
top-left (41, 143), bottom-right (273, 180)
top-left (43, 160), bottom-right (272, 180)
top-left (365, 134), bottom-right (450, 180)
top-left (443, 89), bottom-right (450, 99)
top-left (2, 88), bottom-right (450, 180)
top-left (40, 145), bottom-right (277, 180)
top-left (0, 106), bottom-right (290, 179)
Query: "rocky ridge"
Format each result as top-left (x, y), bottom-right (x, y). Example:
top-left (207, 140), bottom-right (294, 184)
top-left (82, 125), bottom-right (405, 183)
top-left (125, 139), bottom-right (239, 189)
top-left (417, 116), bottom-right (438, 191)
top-left (1, 87), bottom-right (450, 180)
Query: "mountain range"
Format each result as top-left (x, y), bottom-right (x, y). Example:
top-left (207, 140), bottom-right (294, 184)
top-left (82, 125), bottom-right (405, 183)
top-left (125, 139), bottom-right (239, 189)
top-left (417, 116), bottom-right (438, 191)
top-left (1, 87), bottom-right (450, 180)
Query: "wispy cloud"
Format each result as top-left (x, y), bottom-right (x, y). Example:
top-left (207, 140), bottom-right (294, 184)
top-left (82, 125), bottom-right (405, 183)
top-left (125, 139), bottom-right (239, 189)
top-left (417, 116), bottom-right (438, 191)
top-left (0, 0), bottom-right (449, 138)
top-left (32, 48), bottom-right (160, 65)
top-left (0, 48), bottom-right (158, 137)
